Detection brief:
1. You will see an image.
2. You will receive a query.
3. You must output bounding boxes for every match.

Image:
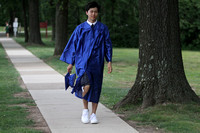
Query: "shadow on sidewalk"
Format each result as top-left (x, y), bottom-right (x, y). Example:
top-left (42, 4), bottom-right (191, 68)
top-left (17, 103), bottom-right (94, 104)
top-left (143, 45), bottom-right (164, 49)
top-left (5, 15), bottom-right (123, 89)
top-left (0, 33), bottom-right (7, 38)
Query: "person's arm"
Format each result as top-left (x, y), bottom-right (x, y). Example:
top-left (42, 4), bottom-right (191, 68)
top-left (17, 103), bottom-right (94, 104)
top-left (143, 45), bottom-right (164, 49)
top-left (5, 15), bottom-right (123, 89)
top-left (104, 26), bottom-right (113, 74)
top-left (107, 62), bottom-right (112, 74)
top-left (67, 64), bottom-right (73, 73)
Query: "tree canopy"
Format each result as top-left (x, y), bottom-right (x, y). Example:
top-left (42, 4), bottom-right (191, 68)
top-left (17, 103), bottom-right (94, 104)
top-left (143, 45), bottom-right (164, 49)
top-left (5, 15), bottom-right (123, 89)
top-left (0, 0), bottom-right (199, 49)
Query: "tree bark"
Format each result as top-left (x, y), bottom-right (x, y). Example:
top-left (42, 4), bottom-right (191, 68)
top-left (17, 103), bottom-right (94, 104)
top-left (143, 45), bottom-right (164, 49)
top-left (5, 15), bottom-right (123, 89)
top-left (28, 0), bottom-right (43, 45)
top-left (9, 10), bottom-right (14, 36)
top-left (22, 0), bottom-right (29, 42)
top-left (51, 14), bottom-right (56, 41)
top-left (50, 0), bottom-right (56, 41)
top-left (54, 0), bottom-right (68, 55)
top-left (114, 0), bottom-right (200, 109)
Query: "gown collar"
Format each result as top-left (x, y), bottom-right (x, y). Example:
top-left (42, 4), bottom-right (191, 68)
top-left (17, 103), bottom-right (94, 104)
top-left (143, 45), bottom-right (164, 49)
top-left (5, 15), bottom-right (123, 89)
top-left (87, 20), bottom-right (97, 26)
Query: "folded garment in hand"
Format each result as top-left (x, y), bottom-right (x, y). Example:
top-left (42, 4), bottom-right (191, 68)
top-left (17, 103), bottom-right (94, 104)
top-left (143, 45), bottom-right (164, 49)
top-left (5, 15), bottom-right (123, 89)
top-left (65, 73), bottom-right (76, 90)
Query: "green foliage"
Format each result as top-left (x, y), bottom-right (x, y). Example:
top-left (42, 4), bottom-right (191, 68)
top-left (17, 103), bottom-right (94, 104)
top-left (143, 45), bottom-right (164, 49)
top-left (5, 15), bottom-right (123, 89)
top-left (2, 0), bottom-right (199, 48)
top-left (62, 0), bottom-right (139, 47)
top-left (0, 0), bottom-right (23, 26)
top-left (65, 0), bottom-right (200, 48)
top-left (39, 0), bottom-right (55, 23)
top-left (102, 0), bottom-right (139, 48)
top-left (179, 0), bottom-right (200, 50)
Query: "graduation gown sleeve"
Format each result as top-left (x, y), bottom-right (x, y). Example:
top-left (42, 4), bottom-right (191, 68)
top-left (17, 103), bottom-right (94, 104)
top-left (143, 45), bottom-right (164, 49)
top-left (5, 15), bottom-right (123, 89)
top-left (60, 28), bottom-right (78, 65)
top-left (104, 26), bottom-right (112, 62)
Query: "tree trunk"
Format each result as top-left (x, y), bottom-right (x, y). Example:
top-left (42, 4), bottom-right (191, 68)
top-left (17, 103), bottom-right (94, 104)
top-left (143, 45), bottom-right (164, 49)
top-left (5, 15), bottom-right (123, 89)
top-left (114, 0), bottom-right (200, 109)
top-left (54, 0), bottom-right (68, 55)
top-left (9, 11), bottom-right (14, 36)
top-left (22, 0), bottom-right (29, 42)
top-left (28, 0), bottom-right (43, 45)
top-left (50, 0), bottom-right (56, 41)
top-left (51, 15), bottom-right (56, 41)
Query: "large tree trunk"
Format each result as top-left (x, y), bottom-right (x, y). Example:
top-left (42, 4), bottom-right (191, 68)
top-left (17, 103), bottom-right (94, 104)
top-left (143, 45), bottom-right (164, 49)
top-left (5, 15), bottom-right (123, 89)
top-left (54, 0), bottom-right (68, 55)
top-left (22, 0), bottom-right (29, 42)
top-left (28, 0), bottom-right (43, 45)
top-left (114, 0), bottom-right (200, 109)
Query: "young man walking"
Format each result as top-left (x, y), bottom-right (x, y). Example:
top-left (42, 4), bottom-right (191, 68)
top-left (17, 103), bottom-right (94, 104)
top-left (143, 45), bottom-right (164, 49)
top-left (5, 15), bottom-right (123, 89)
top-left (60, 1), bottom-right (112, 124)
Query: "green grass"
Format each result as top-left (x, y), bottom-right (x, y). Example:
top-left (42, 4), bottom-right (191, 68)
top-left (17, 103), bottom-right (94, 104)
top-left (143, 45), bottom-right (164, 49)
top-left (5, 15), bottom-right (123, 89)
top-left (182, 51), bottom-right (200, 95)
top-left (101, 48), bottom-right (138, 107)
top-left (121, 103), bottom-right (200, 133)
top-left (14, 36), bottom-right (200, 133)
top-left (0, 43), bottom-right (42, 133)
top-left (0, 26), bottom-right (6, 33)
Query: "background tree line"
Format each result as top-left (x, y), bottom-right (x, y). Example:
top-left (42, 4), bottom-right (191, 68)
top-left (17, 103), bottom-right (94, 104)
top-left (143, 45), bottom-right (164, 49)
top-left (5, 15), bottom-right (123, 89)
top-left (0, 0), bottom-right (199, 50)
top-left (0, 0), bottom-right (200, 109)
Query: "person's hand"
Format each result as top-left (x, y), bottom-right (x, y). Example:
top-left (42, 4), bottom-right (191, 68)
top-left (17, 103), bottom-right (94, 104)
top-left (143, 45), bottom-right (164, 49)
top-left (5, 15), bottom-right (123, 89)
top-left (67, 64), bottom-right (73, 73)
top-left (107, 62), bottom-right (112, 74)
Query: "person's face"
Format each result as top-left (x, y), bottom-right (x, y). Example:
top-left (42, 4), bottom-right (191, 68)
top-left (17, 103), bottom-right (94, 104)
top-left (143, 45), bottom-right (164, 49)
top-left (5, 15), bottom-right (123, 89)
top-left (86, 7), bottom-right (98, 23)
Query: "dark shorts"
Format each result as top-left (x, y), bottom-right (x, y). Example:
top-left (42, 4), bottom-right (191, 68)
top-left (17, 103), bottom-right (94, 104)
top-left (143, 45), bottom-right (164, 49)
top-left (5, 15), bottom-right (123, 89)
top-left (80, 72), bottom-right (90, 86)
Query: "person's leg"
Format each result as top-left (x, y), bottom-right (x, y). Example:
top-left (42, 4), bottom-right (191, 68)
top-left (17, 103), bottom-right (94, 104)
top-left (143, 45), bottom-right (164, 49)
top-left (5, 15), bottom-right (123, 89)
top-left (92, 102), bottom-right (98, 114)
top-left (81, 85), bottom-right (90, 123)
top-left (82, 85), bottom-right (91, 109)
top-left (83, 99), bottom-right (88, 109)
top-left (90, 102), bottom-right (99, 124)
top-left (82, 97), bottom-right (89, 124)
top-left (82, 85), bottom-right (90, 97)
top-left (81, 101), bottom-right (89, 123)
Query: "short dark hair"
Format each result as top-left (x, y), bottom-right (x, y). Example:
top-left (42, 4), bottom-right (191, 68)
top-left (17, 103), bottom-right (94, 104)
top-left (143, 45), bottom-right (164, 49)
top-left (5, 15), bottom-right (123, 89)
top-left (85, 1), bottom-right (100, 12)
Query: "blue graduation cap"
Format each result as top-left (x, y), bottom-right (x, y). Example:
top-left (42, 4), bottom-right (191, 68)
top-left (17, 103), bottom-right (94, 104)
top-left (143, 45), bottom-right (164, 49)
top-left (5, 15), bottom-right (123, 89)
top-left (65, 73), bottom-right (76, 90)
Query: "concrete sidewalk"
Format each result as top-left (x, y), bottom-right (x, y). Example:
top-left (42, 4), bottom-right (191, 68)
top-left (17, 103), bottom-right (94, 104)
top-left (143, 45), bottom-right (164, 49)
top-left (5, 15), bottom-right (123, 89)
top-left (0, 37), bottom-right (138, 133)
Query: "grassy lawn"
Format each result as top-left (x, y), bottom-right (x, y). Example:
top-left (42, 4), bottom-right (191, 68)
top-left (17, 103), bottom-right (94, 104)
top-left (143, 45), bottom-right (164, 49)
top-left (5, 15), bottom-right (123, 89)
top-left (0, 26), bottom-right (4, 31)
top-left (14, 36), bottom-right (200, 133)
top-left (0, 43), bottom-right (42, 133)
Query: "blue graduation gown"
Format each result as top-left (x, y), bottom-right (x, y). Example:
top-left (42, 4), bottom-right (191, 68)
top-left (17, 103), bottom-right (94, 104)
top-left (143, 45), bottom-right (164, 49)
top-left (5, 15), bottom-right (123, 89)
top-left (60, 21), bottom-right (112, 103)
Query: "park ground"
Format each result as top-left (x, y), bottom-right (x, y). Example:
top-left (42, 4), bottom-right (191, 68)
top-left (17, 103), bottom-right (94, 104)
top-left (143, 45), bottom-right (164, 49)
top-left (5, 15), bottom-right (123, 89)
top-left (1, 30), bottom-right (200, 132)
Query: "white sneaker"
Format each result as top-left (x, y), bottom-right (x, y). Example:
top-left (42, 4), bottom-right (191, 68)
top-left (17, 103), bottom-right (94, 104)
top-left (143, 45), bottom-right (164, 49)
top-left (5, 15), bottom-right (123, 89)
top-left (81, 109), bottom-right (89, 124)
top-left (90, 113), bottom-right (98, 124)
